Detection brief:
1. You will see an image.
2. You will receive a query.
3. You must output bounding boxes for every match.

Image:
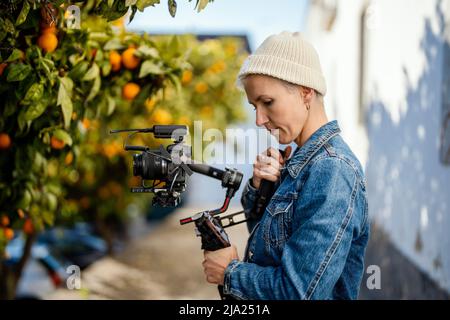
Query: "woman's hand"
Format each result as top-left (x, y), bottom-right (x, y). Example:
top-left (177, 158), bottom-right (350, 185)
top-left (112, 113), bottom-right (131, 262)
top-left (203, 245), bottom-right (239, 285)
top-left (252, 146), bottom-right (292, 189)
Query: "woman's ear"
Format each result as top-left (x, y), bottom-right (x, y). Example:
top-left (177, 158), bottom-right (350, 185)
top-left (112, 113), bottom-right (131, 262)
top-left (299, 86), bottom-right (314, 104)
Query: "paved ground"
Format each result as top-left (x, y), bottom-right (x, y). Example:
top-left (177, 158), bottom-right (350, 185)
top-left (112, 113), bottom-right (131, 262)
top-left (45, 207), bottom-right (449, 299)
top-left (46, 206), bottom-right (249, 300)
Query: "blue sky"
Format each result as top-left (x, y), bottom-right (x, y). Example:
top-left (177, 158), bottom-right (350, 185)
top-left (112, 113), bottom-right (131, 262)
top-left (127, 0), bottom-right (309, 50)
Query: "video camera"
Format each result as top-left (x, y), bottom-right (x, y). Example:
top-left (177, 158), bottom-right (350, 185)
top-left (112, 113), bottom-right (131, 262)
top-left (109, 124), bottom-right (244, 208)
top-left (110, 125), bottom-right (193, 207)
top-left (110, 124), bottom-right (251, 300)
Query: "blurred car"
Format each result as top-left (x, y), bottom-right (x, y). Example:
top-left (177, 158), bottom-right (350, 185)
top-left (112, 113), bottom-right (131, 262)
top-left (4, 223), bottom-right (108, 299)
top-left (37, 223), bottom-right (107, 270)
top-left (5, 234), bottom-right (71, 299)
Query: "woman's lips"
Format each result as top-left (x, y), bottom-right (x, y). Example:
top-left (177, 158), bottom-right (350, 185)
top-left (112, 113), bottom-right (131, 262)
top-left (267, 127), bottom-right (279, 133)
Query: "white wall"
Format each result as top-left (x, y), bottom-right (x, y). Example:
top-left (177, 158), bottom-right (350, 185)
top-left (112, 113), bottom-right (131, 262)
top-left (305, 0), bottom-right (370, 167)
top-left (306, 0), bottom-right (450, 293)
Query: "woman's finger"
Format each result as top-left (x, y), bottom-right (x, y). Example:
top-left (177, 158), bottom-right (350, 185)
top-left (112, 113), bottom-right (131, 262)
top-left (255, 155), bottom-right (281, 170)
top-left (254, 167), bottom-right (279, 182)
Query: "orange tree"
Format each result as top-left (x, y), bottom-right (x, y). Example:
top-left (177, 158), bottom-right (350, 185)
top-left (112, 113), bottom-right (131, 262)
top-left (0, 0), bottom-right (247, 298)
top-left (57, 31), bottom-right (248, 251)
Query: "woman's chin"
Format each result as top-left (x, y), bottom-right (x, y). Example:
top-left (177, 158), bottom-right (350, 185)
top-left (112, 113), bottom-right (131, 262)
top-left (277, 135), bottom-right (292, 145)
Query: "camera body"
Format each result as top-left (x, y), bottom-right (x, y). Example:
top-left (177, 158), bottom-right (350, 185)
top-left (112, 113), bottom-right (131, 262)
top-left (110, 124), bottom-right (243, 209)
top-left (131, 143), bottom-right (192, 207)
top-left (111, 125), bottom-right (193, 207)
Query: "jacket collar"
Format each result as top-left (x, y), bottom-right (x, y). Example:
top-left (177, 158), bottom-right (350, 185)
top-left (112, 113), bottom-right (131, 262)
top-left (284, 120), bottom-right (341, 178)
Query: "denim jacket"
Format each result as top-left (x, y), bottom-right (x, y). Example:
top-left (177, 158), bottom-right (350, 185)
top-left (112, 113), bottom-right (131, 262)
top-left (223, 120), bottom-right (370, 300)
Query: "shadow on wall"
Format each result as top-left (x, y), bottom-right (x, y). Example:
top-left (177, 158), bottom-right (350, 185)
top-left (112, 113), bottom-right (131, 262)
top-left (360, 1), bottom-right (450, 298)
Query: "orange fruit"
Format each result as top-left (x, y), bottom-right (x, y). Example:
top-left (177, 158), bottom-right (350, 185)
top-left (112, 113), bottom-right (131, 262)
top-left (0, 133), bottom-right (11, 150)
top-left (200, 105), bottom-right (213, 118)
top-left (1, 215), bottom-right (10, 227)
top-left (0, 63), bottom-right (7, 76)
top-left (17, 208), bottom-right (25, 219)
top-left (50, 136), bottom-right (65, 149)
top-left (65, 151), bottom-right (73, 165)
top-left (37, 32), bottom-right (58, 53)
top-left (181, 70), bottom-right (193, 85)
top-left (151, 109), bottom-right (173, 125)
top-left (41, 25), bottom-right (57, 34)
top-left (209, 61), bottom-right (226, 73)
top-left (109, 50), bottom-right (122, 72)
top-left (82, 118), bottom-right (90, 129)
top-left (122, 82), bottom-right (140, 101)
top-left (23, 218), bottom-right (34, 235)
top-left (178, 116), bottom-right (191, 126)
top-left (121, 47), bottom-right (140, 69)
top-left (195, 82), bottom-right (208, 94)
top-left (4, 228), bottom-right (14, 240)
top-left (112, 17), bottom-right (125, 28)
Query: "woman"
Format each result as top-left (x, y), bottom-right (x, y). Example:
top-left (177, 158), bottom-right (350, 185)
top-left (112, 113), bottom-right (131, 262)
top-left (202, 31), bottom-right (370, 300)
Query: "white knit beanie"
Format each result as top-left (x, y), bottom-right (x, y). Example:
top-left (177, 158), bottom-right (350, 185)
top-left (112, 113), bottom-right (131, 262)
top-left (237, 31), bottom-right (327, 96)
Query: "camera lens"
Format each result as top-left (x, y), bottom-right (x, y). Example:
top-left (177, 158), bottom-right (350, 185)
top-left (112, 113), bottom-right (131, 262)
top-left (133, 151), bottom-right (167, 180)
top-left (133, 153), bottom-right (144, 177)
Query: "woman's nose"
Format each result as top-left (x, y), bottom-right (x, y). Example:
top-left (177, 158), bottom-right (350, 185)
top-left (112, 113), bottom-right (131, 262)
top-left (255, 108), bottom-right (269, 127)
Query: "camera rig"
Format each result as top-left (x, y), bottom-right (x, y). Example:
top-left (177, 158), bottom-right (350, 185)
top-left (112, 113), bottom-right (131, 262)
top-left (110, 124), bottom-right (251, 299)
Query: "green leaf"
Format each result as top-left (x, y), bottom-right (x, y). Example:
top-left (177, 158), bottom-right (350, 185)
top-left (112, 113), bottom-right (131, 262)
top-left (168, 0), bottom-right (177, 17)
top-left (68, 61), bottom-right (88, 80)
top-left (136, 0), bottom-right (160, 11)
top-left (44, 193), bottom-right (58, 213)
top-left (57, 77), bottom-right (74, 129)
top-left (0, 30), bottom-right (7, 43)
top-left (139, 60), bottom-right (164, 77)
top-left (6, 63), bottom-right (32, 82)
top-left (136, 45), bottom-right (160, 59)
top-left (17, 109), bottom-right (31, 132)
top-left (196, 0), bottom-right (210, 12)
top-left (129, 5), bottom-right (138, 22)
top-left (16, 0), bottom-right (30, 26)
top-left (167, 73), bottom-right (181, 95)
top-left (4, 19), bottom-right (15, 33)
top-left (86, 76), bottom-right (101, 102)
top-left (104, 38), bottom-right (125, 50)
top-left (53, 129), bottom-right (73, 146)
top-left (106, 95), bottom-right (116, 115)
top-left (88, 32), bottom-right (110, 42)
top-left (82, 63), bottom-right (100, 81)
top-left (17, 189), bottom-right (32, 211)
top-left (22, 82), bottom-right (44, 105)
top-left (24, 101), bottom-right (47, 121)
top-left (101, 62), bottom-right (111, 76)
top-left (6, 49), bottom-right (23, 62)
top-left (40, 58), bottom-right (55, 79)
top-left (126, 0), bottom-right (137, 6)
top-left (4, 99), bottom-right (16, 117)
top-left (97, 0), bottom-right (129, 21)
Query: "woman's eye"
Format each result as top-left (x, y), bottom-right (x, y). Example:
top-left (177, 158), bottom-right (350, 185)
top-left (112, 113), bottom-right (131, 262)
top-left (263, 100), bottom-right (273, 106)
